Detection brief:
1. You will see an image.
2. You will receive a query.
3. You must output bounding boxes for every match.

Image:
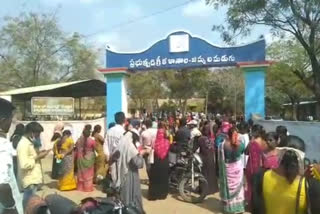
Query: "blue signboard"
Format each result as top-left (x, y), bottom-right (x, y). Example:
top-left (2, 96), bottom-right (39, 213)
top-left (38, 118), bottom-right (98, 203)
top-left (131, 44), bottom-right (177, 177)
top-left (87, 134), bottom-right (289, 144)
top-left (106, 31), bottom-right (266, 70)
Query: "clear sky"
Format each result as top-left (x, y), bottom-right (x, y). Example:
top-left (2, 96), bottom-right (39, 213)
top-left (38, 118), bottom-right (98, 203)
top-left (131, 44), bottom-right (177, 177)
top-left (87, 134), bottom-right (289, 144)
top-left (0, 0), bottom-right (273, 65)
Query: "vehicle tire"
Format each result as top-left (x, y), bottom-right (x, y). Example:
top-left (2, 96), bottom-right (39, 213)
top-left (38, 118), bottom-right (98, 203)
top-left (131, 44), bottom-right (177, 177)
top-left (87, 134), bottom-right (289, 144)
top-left (178, 174), bottom-right (208, 203)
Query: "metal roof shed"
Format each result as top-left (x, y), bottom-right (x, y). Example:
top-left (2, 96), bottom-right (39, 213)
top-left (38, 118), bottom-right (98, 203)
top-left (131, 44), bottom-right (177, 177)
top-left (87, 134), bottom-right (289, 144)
top-left (0, 79), bottom-right (106, 100)
top-left (0, 79), bottom-right (106, 120)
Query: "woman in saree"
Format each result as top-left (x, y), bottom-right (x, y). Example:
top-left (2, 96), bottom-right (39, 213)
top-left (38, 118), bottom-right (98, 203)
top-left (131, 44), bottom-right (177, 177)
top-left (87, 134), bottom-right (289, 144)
top-left (75, 129), bottom-right (95, 192)
top-left (218, 127), bottom-right (246, 214)
top-left (54, 130), bottom-right (77, 191)
top-left (245, 124), bottom-right (267, 208)
top-left (92, 125), bottom-right (107, 183)
top-left (148, 121), bottom-right (171, 200)
top-left (51, 123), bottom-right (64, 179)
top-left (194, 124), bottom-right (218, 195)
top-left (115, 129), bottom-right (149, 214)
top-left (263, 132), bottom-right (279, 170)
top-left (252, 136), bottom-right (320, 214)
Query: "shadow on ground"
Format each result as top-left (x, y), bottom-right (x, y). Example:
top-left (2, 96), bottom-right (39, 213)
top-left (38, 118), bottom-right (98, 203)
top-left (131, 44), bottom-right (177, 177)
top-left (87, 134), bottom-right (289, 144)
top-left (196, 196), bottom-right (223, 213)
top-left (44, 181), bottom-right (57, 189)
top-left (141, 188), bottom-right (149, 199)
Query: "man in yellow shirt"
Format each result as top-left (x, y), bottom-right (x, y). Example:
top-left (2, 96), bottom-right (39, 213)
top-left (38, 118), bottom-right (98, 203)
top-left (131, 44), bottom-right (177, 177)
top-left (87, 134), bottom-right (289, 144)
top-left (16, 122), bottom-right (49, 208)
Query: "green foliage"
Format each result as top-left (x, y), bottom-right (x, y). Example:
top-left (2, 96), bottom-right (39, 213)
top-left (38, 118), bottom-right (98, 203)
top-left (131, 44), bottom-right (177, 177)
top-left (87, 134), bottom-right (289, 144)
top-left (208, 0), bottom-right (320, 105)
top-left (267, 40), bottom-right (311, 97)
top-left (267, 40), bottom-right (313, 119)
top-left (127, 68), bottom-right (245, 115)
top-left (127, 71), bottom-right (166, 112)
top-left (0, 12), bottom-right (98, 89)
top-left (127, 69), bottom-right (210, 113)
top-left (159, 100), bottom-right (178, 112)
top-left (208, 68), bottom-right (244, 115)
top-left (164, 69), bottom-right (209, 97)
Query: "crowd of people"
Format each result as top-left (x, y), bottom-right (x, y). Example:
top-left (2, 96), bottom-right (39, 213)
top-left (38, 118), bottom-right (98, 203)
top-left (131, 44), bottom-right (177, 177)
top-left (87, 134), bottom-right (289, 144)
top-left (1, 97), bottom-right (320, 214)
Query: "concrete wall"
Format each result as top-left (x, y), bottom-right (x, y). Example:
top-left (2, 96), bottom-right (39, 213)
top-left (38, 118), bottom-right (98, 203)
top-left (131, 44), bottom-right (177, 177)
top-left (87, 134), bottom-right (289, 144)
top-left (255, 120), bottom-right (320, 162)
top-left (8, 118), bottom-right (106, 152)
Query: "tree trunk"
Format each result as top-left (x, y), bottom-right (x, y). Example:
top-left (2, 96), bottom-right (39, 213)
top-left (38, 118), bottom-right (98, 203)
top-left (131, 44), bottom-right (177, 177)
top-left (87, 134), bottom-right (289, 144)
top-left (234, 90), bottom-right (237, 118)
top-left (290, 101), bottom-right (298, 121)
top-left (183, 99), bottom-right (188, 115)
top-left (316, 100), bottom-right (320, 121)
top-left (178, 99), bottom-right (182, 112)
top-left (205, 92), bottom-right (208, 115)
top-left (155, 98), bottom-right (160, 111)
top-left (138, 98), bottom-right (143, 117)
top-left (313, 91), bottom-right (320, 121)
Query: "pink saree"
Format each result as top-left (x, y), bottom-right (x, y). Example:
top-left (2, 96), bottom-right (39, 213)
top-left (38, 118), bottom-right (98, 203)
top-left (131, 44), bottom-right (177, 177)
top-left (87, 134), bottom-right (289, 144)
top-left (76, 136), bottom-right (95, 192)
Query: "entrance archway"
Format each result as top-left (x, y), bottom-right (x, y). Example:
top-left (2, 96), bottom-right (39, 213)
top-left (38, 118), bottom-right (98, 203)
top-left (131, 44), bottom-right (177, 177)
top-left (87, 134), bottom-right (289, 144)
top-left (99, 31), bottom-right (269, 125)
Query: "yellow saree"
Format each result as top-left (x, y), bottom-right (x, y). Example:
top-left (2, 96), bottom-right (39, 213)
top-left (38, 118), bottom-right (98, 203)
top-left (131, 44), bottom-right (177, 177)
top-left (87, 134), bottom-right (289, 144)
top-left (94, 133), bottom-right (107, 181)
top-left (54, 137), bottom-right (77, 191)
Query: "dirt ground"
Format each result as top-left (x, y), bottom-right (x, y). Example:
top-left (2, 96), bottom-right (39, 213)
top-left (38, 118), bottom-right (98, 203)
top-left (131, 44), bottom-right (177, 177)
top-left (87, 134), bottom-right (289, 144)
top-left (38, 155), bottom-right (248, 214)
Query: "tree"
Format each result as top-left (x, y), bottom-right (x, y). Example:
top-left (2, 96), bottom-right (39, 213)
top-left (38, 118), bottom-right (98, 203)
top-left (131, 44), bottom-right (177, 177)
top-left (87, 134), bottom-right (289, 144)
top-left (267, 40), bottom-right (312, 120)
top-left (163, 69), bottom-right (210, 114)
top-left (265, 86), bottom-right (287, 117)
top-left (208, 68), bottom-right (244, 116)
top-left (127, 69), bottom-right (211, 115)
top-left (127, 71), bottom-right (166, 114)
top-left (0, 12), bottom-right (98, 89)
top-left (149, 71), bottom-right (167, 111)
top-left (207, 0), bottom-right (320, 118)
top-left (267, 63), bottom-right (312, 120)
top-left (127, 73), bottom-right (151, 112)
top-left (127, 69), bottom-right (245, 116)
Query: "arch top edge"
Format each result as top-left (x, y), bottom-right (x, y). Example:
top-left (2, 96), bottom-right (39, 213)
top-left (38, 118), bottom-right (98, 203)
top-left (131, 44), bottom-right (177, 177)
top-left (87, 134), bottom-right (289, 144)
top-left (237, 61), bottom-right (271, 69)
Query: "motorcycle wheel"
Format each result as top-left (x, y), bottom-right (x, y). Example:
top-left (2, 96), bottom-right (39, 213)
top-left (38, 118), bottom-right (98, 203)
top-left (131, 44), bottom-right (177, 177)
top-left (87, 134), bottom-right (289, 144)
top-left (178, 174), bottom-right (208, 203)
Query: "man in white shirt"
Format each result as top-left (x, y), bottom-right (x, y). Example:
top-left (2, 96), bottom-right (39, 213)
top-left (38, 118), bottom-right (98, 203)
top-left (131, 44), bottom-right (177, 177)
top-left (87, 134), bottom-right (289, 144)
top-left (104, 112), bottom-right (126, 182)
top-left (140, 119), bottom-right (157, 179)
top-left (237, 122), bottom-right (250, 169)
top-left (0, 98), bottom-right (23, 214)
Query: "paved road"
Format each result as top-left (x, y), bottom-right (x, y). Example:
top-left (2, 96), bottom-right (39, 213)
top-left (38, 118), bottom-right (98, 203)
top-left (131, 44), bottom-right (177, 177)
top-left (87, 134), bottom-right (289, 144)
top-left (39, 155), bottom-right (246, 214)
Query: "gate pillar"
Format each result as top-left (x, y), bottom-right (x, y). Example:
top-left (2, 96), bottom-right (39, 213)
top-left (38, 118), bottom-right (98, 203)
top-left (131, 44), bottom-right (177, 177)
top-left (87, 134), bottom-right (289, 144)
top-left (99, 68), bottom-right (128, 126)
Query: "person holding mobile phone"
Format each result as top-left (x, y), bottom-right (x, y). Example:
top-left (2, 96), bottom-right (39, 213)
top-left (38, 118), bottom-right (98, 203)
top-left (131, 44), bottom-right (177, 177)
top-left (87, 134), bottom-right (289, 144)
top-left (16, 121), bottom-right (47, 209)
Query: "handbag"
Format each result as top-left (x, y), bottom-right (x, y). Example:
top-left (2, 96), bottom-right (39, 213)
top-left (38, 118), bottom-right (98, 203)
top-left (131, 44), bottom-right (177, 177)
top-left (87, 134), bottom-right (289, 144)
top-left (56, 158), bottom-right (65, 179)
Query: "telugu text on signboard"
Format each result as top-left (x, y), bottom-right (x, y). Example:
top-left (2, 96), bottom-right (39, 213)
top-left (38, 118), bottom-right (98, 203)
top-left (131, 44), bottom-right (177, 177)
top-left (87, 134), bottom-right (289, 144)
top-left (106, 31), bottom-right (265, 71)
top-left (31, 97), bottom-right (74, 116)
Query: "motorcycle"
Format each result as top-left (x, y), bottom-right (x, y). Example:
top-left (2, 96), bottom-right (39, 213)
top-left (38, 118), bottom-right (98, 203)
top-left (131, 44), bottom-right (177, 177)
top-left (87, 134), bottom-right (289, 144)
top-left (169, 144), bottom-right (209, 203)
